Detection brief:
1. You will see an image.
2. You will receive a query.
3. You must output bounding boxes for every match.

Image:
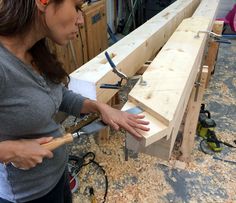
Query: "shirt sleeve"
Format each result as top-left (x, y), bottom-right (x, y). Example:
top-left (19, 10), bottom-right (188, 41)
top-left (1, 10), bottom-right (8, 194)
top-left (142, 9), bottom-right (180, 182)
top-left (59, 85), bottom-right (87, 117)
top-left (0, 64), bottom-right (6, 92)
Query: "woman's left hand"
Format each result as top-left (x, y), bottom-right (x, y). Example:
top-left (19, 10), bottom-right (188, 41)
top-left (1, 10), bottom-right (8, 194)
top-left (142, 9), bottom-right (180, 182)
top-left (97, 103), bottom-right (150, 138)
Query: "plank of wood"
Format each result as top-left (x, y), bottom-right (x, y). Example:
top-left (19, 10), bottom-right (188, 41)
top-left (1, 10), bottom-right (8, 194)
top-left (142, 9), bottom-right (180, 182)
top-left (69, 0), bottom-right (201, 102)
top-left (122, 101), bottom-right (169, 147)
top-left (193, 0), bottom-right (220, 19)
top-left (128, 16), bottom-right (212, 127)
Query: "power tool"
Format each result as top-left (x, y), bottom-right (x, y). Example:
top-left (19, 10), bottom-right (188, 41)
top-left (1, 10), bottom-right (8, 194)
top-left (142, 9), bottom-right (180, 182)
top-left (197, 104), bottom-right (236, 164)
top-left (203, 129), bottom-right (223, 152)
top-left (197, 104), bottom-right (216, 139)
top-left (197, 104), bottom-right (222, 152)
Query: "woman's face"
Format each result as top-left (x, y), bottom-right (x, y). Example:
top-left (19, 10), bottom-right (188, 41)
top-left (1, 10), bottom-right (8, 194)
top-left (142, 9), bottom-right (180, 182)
top-left (43, 0), bottom-right (84, 45)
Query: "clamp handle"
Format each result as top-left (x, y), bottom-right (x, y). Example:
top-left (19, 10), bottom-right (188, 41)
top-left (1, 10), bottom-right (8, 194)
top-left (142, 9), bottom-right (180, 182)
top-left (105, 51), bottom-right (116, 68)
top-left (105, 51), bottom-right (128, 80)
top-left (195, 30), bottom-right (231, 44)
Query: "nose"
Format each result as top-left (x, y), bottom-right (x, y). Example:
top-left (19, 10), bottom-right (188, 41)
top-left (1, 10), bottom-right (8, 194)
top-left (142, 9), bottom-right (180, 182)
top-left (76, 11), bottom-right (84, 27)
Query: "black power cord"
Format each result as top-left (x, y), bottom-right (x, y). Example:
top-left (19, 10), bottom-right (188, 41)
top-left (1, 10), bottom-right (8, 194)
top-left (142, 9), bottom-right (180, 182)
top-left (199, 138), bottom-right (236, 164)
top-left (68, 152), bottom-right (108, 203)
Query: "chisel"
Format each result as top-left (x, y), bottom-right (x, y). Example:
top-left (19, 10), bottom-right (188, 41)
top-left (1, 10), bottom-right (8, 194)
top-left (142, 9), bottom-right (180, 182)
top-left (41, 121), bottom-right (107, 151)
top-left (41, 106), bottom-right (143, 151)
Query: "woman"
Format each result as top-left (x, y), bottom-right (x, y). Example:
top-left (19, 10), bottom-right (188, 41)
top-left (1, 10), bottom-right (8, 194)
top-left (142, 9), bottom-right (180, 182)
top-left (0, 0), bottom-right (149, 202)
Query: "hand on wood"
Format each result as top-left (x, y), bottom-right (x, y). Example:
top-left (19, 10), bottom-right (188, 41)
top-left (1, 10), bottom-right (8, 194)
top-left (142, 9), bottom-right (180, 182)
top-left (98, 103), bottom-right (150, 138)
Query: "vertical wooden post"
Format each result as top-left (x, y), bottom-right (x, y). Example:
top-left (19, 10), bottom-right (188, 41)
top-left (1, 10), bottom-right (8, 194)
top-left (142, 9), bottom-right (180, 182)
top-left (179, 21), bottom-right (224, 162)
top-left (204, 21), bottom-right (224, 87)
top-left (179, 67), bottom-right (208, 162)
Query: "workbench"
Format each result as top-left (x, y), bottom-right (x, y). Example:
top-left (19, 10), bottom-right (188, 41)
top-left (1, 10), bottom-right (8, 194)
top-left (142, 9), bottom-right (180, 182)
top-left (68, 0), bottom-right (222, 161)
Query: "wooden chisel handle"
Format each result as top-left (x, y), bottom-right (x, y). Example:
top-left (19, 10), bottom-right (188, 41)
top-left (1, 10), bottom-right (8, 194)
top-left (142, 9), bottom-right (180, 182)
top-left (41, 133), bottom-right (74, 151)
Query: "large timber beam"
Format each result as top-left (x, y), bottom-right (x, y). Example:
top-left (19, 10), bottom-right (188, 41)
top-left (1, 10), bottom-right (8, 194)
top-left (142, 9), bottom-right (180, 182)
top-left (68, 0), bottom-right (200, 103)
top-left (123, 0), bottom-right (220, 159)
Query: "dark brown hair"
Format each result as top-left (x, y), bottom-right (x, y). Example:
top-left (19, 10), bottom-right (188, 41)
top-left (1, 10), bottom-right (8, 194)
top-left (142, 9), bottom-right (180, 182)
top-left (0, 0), bottom-right (69, 84)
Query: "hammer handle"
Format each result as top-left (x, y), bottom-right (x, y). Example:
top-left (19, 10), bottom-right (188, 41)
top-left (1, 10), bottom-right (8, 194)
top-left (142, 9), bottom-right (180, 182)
top-left (41, 133), bottom-right (74, 151)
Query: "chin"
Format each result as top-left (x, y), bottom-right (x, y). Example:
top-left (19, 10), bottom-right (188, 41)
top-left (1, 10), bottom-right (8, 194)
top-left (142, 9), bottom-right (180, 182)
top-left (54, 39), bottom-right (69, 46)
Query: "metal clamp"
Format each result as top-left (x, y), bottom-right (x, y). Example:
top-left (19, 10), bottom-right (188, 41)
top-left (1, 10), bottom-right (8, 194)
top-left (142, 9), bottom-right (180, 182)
top-left (100, 52), bottom-right (128, 89)
top-left (195, 30), bottom-right (231, 44)
top-left (194, 81), bottom-right (201, 87)
top-left (139, 76), bottom-right (147, 86)
top-left (130, 75), bottom-right (147, 86)
top-left (104, 51), bottom-right (128, 80)
top-left (195, 30), bottom-right (222, 39)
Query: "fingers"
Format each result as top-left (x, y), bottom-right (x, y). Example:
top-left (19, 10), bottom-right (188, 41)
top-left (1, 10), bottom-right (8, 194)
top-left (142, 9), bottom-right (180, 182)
top-left (128, 114), bottom-right (149, 124)
top-left (125, 123), bottom-right (149, 137)
top-left (11, 156), bottom-right (43, 170)
top-left (110, 120), bottom-right (120, 131)
top-left (44, 150), bottom-right (54, 159)
top-left (35, 137), bottom-right (53, 144)
top-left (117, 113), bottom-right (150, 138)
top-left (131, 119), bottom-right (150, 126)
top-left (35, 137), bottom-right (54, 158)
top-left (12, 152), bottom-right (52, 170)
top-left (125, 126), bottom-right (143, 138)
top-left (126, 116), bottom-right (150, 131)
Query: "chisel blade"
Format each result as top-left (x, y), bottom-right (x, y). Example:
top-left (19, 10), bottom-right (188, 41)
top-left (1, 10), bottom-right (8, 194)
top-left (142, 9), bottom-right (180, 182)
top-left (79, 120), bottom-right (107, 134)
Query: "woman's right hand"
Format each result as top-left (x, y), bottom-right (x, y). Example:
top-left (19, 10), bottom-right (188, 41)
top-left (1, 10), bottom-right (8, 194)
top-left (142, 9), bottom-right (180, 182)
top-left (5, 137), bottom-right (54, 170)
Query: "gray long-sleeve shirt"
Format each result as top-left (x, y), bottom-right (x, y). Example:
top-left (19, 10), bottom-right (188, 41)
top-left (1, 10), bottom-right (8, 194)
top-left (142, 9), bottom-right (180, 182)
top-left (0, 43), bottom-right (86, 202)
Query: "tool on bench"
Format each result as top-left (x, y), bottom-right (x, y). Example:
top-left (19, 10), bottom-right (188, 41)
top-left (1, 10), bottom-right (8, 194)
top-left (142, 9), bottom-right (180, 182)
top-left (100, 51), bottom-right (147, 89)
top-left (100, 51), bottom-right (128, 89)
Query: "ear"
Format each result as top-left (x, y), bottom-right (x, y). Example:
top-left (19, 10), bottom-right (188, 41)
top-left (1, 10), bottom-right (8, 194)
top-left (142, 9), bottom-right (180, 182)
top-left (35, 0), bottom-right (49, 12)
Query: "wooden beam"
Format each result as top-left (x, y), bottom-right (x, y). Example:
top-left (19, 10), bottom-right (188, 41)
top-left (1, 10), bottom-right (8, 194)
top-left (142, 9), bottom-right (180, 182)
top-left (124, 16), bottom-right (211, 151)
top-left (128, 16), bottom-right (212, 133)
top-left (68, 0), bottom-right (201, 102)
top-left (123, 0), bottom-right (220, 159)
top-left (193, 0), bottom-right (220, 19)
